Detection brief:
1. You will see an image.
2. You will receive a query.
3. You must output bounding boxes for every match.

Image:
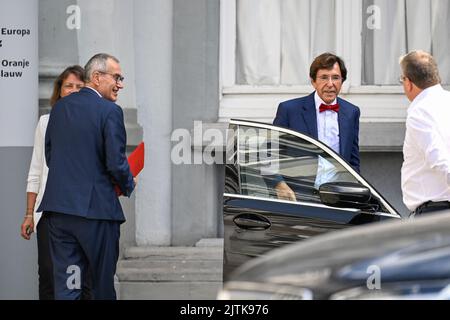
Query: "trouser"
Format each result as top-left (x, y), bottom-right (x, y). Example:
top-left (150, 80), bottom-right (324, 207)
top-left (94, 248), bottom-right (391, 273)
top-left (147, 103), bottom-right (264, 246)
top-left (37, 214), bottom-right (93, 300)
top-left (36, 214), bottom-right (54, 300)
top-left (44, 211), bottom-right (120, 300)
top-left (413, 201), bottom-right (450, 215)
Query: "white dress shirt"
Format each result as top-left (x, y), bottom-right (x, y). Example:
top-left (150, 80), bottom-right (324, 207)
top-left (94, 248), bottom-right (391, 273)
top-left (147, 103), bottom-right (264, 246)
top-left (314, 92), bottom-right (340, 153)
top-left (401, 84), bottom-right (450, 211)
top-left (26, 114), bottom-right (49, 230)
top-left (314, 92), bottom-right (340, 188)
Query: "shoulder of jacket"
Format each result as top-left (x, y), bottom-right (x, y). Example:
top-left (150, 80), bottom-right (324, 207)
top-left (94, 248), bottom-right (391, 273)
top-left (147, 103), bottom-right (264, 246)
top-left (280, 95), bottom-right (310, 107)
top-left (103, 101), bottom-right (124, 119)
top-left (338, 97), bottom-right (360, 111)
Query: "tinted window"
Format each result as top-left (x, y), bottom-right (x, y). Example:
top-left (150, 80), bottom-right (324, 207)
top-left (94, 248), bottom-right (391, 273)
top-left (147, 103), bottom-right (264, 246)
top-left (237, 125), bottom-right (359, 203)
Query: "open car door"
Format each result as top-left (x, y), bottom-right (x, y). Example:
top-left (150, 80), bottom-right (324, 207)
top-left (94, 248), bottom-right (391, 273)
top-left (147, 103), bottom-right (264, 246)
top-left (223, 119), bottom-right (401, 280)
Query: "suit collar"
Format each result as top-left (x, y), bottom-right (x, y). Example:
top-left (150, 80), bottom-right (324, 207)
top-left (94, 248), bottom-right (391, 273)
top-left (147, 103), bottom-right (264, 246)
top-left (337, 97), bottom-right (351, 156)
top-left (82, 86), bottom-right (103, 98)
top-left (300, 92), bottom-right (318, 138)
top-left (308, 93), bottom-right (351, 156)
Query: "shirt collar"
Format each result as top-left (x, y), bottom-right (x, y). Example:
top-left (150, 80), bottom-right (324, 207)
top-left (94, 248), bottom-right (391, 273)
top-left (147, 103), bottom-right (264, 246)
top-left (409, 84), bottom-right (443, 111)
top-left (85, 86), bottom-right (103, 98)
top-left (314, 91), bottom-right (337, 112)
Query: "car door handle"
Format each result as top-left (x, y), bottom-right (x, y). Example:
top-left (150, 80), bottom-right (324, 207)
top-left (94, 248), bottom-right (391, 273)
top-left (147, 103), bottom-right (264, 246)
top-left (233, 214), bottom-right (271, 230)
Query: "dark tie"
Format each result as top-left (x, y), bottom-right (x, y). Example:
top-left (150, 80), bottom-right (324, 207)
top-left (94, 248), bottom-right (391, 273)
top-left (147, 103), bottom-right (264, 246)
top-left (319, 103), bottom-right (339, 113)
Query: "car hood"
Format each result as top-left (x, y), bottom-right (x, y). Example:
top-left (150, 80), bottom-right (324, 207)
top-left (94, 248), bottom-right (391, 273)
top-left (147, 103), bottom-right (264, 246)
top-left (228, 210), bottom-right (450, 298)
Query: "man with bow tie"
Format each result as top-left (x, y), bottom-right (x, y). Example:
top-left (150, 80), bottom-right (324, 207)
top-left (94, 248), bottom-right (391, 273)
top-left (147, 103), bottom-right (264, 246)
top-left (273, 53), bottom-right (360, 201)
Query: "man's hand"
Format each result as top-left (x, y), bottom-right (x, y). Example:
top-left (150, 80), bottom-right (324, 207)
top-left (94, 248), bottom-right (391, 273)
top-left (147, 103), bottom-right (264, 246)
top-left (21, 216), bottom-right (34, 240)
top-left (133, 177), bottom-right (137, 187)
top-left (274, 181), bottom-right (297, 202)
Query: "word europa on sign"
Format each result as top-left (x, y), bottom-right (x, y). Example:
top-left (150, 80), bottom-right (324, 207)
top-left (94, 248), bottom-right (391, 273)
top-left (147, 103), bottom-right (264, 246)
top-left (1, 28), bottom-right (31, 36)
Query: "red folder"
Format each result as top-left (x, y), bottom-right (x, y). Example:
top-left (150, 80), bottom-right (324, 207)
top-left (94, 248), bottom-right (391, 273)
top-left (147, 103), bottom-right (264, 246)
top-left (115, 141), bottom-right (145, 196)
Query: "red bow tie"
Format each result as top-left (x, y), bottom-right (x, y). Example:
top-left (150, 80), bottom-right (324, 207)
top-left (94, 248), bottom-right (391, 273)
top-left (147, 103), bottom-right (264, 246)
top-left (319, 103), bottom-right (339, 113)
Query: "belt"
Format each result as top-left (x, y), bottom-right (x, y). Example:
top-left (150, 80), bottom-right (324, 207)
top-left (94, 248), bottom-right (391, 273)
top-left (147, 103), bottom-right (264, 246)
top-left (413, 201), bottom-right (450, 215)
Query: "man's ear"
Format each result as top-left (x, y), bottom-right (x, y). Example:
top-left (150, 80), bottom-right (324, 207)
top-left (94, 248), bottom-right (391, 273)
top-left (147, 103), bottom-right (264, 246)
top-left (92, 72), bottom-right (101, 86)
top-left (407, 79), bottom-right (415, 92)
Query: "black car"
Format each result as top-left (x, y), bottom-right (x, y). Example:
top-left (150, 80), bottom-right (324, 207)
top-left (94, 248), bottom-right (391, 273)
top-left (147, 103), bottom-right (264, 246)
top-left (218, 210), bottom-right (450, 300)
top-left (223, 119), bottom-right (402, 279)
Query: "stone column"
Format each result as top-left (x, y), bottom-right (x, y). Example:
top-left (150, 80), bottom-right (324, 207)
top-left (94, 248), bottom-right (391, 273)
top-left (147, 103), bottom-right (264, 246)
top-left (133, 0), bottom-right (173, 245)
top-left (171, 0), bottom-right (221, 245)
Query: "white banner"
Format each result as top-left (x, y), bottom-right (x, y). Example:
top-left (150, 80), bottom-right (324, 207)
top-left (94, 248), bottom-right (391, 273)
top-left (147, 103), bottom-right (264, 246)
top-left (0, 0), bottom-right (38, 147)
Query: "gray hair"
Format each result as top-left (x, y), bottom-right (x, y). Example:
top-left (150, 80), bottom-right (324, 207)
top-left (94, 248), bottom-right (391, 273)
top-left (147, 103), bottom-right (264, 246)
top-left (84, 53), bottom-right (120, 81)
top-left (399, 50), bottom-right (441, 89)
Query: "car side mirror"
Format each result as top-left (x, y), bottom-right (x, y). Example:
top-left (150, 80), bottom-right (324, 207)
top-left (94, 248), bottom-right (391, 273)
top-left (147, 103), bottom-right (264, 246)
top-left (319, 182), bottom-right (371, 209)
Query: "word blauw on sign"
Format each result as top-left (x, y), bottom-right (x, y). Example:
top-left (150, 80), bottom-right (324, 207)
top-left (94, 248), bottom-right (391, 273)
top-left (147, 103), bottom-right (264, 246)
top-left (0, 70), bottom-right (23, 78)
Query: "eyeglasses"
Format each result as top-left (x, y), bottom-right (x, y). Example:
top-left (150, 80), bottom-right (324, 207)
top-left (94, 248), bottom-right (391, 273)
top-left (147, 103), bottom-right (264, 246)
top-left (399, 75), bottom-right (407, 84)
top-left (97, 71), bottom-right (124, 84)
top-left (316, 75), bottom-right (343, 83)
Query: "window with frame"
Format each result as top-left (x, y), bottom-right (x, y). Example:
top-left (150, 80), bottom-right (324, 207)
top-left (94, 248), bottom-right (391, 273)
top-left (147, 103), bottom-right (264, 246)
top-left (219, 0), bottom-right (449, 134)
top-left (228, 0), bottom-right (450, 87)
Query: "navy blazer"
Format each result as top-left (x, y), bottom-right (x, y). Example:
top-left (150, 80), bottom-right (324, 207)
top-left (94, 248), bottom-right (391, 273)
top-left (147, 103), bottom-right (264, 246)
top-left (38, 87), bottom-right (134, 222)
top-left (274, 92), bottom-right (360, 172)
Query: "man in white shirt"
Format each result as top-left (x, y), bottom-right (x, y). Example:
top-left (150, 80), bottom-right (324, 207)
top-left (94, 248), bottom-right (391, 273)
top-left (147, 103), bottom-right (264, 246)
top-left (400, 50), bottom-right (450, 215)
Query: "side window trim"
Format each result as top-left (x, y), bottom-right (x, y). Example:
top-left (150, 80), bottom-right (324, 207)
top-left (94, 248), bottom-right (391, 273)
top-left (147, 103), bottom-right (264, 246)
top-left (224, 192), bottom-right (359, 212)
top-left (223, 193), bottom-right (400, 219)
top-left (230, 119), bottom-right (400, 217)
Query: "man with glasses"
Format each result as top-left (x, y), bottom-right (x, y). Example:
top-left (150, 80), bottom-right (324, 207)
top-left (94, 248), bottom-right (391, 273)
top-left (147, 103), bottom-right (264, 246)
top-left (400, 50), bottom-right (450, 216)
top-left (272, 53), bottom-right (361, 201)
top-left (38, 53), bottom-right (135, 299)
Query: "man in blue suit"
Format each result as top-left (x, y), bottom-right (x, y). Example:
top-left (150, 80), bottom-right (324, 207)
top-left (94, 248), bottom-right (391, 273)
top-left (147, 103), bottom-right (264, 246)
top-left (38, 53), bottom-right (135, 299)
top-left (273, 53), bottom-right (360, 201)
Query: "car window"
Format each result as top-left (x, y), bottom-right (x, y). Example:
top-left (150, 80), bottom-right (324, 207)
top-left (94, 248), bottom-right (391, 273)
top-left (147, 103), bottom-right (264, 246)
top-left (237, 125), bottom-right (359, 204)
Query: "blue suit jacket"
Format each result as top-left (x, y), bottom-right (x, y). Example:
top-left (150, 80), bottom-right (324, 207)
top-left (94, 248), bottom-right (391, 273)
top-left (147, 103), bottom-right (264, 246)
top-left (274, 92), bottom-right (360, 172)
top-left (38, 87), bottom-right (134, 222)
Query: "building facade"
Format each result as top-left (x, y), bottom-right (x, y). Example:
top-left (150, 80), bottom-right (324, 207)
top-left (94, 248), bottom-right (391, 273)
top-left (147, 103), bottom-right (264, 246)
top-left (3, 0), bottom-right (449, 298)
